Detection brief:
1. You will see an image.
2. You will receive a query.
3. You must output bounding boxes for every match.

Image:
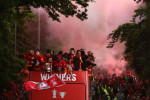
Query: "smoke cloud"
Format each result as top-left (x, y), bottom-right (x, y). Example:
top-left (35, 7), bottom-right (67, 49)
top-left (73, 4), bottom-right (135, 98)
top-left (31, 0), bottom-right (141, 75)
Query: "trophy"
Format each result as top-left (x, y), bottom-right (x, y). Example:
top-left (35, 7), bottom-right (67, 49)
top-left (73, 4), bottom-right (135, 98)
top-left (59, 92), bottom-right (66, 98)
top-left (52, 89), bottom-right (57, 98)
top-left (45, 63), bottom-right (51, 72)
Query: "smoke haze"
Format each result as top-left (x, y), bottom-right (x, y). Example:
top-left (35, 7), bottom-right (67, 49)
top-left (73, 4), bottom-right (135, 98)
top-left (31, 0), bottom-right (141, 75)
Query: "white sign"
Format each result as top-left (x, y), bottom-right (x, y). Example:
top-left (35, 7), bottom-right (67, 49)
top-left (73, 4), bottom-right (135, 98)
top-left (40, 73), bottom-right (76, 81)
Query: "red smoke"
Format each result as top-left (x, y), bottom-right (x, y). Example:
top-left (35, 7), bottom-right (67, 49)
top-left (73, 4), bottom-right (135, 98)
top-left (32, 0), bottom-right (141, 75)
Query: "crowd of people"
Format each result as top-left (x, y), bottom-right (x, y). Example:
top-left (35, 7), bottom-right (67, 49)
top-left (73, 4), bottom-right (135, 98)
top-left (91, 74), bottom-right (150, 100)
top-left (17, 48), bottom-right (96, 72)
top-left (16, 48), bottom-right (150, 100)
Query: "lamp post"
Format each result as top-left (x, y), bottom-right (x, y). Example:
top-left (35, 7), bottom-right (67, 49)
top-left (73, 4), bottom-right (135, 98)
top-left (15, 22), bottom-right (17, 53)
top-left (38, 8), bottom-right (41, 49)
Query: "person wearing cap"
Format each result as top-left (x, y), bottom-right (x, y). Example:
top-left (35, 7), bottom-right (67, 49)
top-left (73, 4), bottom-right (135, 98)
top-left (54, 54), bottom-right (66, 72)
top-left (44, 49), bottom-right (53, 63)
top-left (34, 49), bottom-right (45, 70)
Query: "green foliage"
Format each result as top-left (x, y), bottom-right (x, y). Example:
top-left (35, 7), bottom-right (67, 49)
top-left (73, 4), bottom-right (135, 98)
top-left (107, 2), bottom-right (150, 82)
top-left (0, 7), bottom-right (34, 99)
top-left (0, 0), bottom-right (93, 98)
top-left (0, 0), bottom-right (94, 22)
top-left (16, 17), bottom-right (37, 54)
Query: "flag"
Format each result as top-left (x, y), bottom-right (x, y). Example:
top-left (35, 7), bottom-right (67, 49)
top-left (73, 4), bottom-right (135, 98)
top-left (24, 75), bottom-right (65, 91)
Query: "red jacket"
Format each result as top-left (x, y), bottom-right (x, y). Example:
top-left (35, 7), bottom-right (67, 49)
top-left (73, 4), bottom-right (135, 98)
top-left (24, 54), bottom-right (35, 65)
top-left (54, 60), bottom-right (66, 68)
top-left (68, 54), bottom-right (75, 59)
top-left (44, 55), bottom-right (53, 63)
top-left (34, 54), bottom-right (44, 64)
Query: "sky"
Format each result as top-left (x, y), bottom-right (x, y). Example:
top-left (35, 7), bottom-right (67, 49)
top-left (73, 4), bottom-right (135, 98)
top-left (32, 0), bottom-right (141, 75)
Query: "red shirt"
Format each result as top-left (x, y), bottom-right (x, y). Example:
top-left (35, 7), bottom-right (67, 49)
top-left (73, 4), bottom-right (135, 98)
top-left (68, 54), bottom-right (75, 59)
top-left (54, 60), bottom-right (66, 68)
top-left (34, 54), bottom-right (44, 64)
top-left (44, 55), bottom-right (53, 63)
top-left (24, 54), bottom-right (35, 65)
top-left (66, 62), bottom-right (75, 68)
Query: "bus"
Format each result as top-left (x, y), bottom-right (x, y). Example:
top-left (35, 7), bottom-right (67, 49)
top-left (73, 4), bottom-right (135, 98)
top-left (28, 71), bottom-right (90, 100)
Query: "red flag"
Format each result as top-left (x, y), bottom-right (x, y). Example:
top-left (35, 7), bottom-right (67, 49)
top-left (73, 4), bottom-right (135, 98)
top-left (24, 75), bottom-right (65, 91)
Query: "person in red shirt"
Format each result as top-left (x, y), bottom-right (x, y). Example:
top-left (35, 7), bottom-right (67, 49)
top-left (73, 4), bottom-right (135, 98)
top-left (54, 55), bottom-right (66, 72)
top-left (68, 48), bottom-right (76, 61)
top-left (66, 57), bottom-right (75, 71)
top-left (23, 50), bottom-right (35, 65)
top-left (16, 50), bottom-right (36, 71)
top-left (45, 57), bottom-right (53, 73)
top-left (34, 49), bottom-right (45, 71)
top-left (44, 49), bottom-right (53, 63)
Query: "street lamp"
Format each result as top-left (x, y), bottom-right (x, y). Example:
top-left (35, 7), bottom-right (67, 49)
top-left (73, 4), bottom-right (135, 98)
top-left (38, 8), bottom-right (41, 49)
top-left (15, 22), bottom-right (17, 53)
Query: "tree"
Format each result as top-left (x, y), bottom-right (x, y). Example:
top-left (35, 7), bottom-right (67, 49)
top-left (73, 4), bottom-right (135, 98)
top-left (0, 0), bottom-right (93, 99)
top-left (0, 0), bottom-right (94, 22)
top-left (0, 7), bottom-right (35, 99)
top-left (107, 1), bottom-right (150, 82)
